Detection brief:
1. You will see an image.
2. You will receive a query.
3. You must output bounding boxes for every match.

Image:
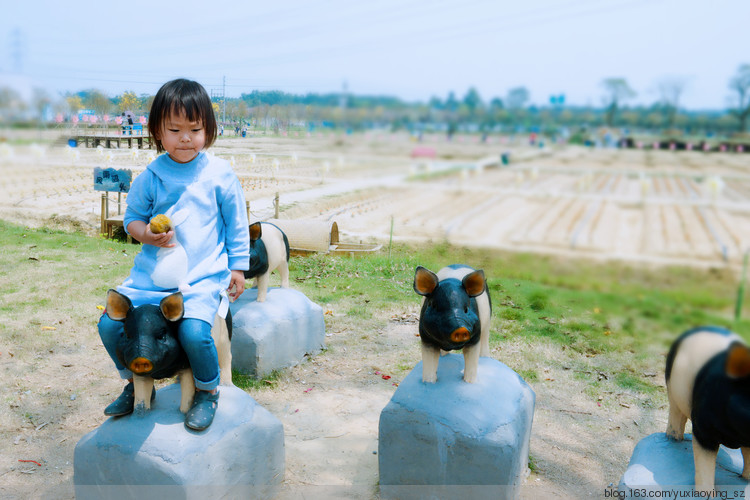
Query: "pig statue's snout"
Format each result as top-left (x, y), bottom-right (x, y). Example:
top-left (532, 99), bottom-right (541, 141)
top-left (130, 357), bottom-right (154, 374)
top-left (451, 327), bottom-right (471, 343)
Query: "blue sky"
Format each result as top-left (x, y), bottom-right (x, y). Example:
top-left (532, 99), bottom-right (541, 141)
top-left (2, 0), bottom-right (749, 110)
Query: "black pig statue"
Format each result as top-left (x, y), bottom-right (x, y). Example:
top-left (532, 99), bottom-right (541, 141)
top-left (105, 289), bottom-right (233, 414)
top-left (244, 222), bottom-right (290, 302)
top-left (666, 326), bottom-right (750, 491)
top-left (413, 265), bottom-right (492, 383)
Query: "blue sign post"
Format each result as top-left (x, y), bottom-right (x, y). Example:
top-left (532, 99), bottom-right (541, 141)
top-left (94, 168), bottom-right (132, 230)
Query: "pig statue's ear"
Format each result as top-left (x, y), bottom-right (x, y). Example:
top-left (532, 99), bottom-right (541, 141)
top-left (106, 289), bottom-right (132, 321)
top-left (160, 292), bottom-right (185, 322)
top-left (414, 266), bottom-right (439, 296)
top-left (726, 342), bottom-right (750, 378)
top-left (462, 270), bottom-right (486, 297)
top-left (249, 222), bottom-right (263, 242)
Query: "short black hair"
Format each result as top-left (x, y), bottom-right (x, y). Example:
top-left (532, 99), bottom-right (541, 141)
top-left (148, 79), bottom-right (217, 153)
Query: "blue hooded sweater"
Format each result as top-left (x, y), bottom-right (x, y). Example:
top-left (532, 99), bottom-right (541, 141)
top-left (118, 152), bottom-right (250, 324)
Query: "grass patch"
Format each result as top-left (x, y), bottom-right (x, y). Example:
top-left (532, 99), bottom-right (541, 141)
top-left (1, 221), bottom-right (748, 405)
top-left (615, 372), bottom-right (660, 394)
top-left (232, 369), bottom-right (283, 391)
top-left (517, 369), bottom-right (539, 383)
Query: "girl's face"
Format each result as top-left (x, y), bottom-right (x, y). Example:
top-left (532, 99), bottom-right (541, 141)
top-left (160, 111), bottom-right (206, 163)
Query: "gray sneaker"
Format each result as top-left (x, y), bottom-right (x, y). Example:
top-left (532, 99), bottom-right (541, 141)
top-left (185, 390), bottom-right (220, 431)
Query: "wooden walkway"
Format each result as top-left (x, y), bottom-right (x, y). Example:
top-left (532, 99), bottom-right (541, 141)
top-left (74, 132), bottom-right (152, 149)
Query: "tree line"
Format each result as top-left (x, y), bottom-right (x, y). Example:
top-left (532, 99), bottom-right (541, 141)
top-left (2, 65), bottom-right (749, 138)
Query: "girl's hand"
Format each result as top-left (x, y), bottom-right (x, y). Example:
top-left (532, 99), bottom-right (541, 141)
top-left (126, 220), bottom-right (176, 248)
top-left (146, 228), bottom-right (176, 248)
top-left (227, 270), bottom-right (245, 301)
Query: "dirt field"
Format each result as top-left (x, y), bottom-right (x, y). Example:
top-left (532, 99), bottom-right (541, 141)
top-left (1, 128), bottom-right (749, 498)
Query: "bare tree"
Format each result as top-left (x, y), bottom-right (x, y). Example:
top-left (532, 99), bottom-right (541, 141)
top-left (601, 78), bottom-right (636, 127)
top-left (83, 90), bottom-right (112, 118)
top-left (506, 87), bottom-right (529, 110)
top-left (657, 76), bottom-right (688, 129)
top-left (32, 87), bottom-right (52, 122)
top-left (728, 64), bottom-right (750, 132)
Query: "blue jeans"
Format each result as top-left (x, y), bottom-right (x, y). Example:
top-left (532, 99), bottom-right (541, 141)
top-left (98, 314), bottom-right (220, 391)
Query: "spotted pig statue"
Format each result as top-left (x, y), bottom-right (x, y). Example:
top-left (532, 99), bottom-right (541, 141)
top-left (413, 264), bottom-right (492, 383)
top-left (105, 290), bottom-right (232, 414)
top-left (666, 326), bottom-right (750, 491)
top-left (244, 222), bottom-right (290, 302)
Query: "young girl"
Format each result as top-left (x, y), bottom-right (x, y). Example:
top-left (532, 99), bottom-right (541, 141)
top-left (98, 78), bottom-right (249, 431)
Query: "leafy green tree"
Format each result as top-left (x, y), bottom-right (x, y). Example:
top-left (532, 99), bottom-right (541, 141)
top-left (66, 94), bottom-right (83, 114)
top-left (462, 87), bottom-right (483, 113)
top-left (428, 96), bottom-right (443, 110)
top-left (117, 91), bottom-right (139, 113)
top-left (445, 91), bottom-right (458, 112)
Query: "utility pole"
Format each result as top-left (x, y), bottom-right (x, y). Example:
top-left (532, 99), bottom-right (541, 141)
top-left (210, 78), bottom-right (227, 129)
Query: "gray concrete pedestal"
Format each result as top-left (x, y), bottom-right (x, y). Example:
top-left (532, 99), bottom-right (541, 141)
top-left (74, 384), bottom-right (284, 499)
top-left (230, 287), bottom-right (325, 377)
top-left (378, 354), bottom-right (535, 500)
top-left (619, 433), bottom-right (750, 496)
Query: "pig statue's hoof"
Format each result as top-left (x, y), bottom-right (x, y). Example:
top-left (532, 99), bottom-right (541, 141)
top-left (104, 383), bottom-right (156, 417)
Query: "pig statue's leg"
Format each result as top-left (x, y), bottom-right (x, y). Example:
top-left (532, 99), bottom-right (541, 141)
top-left (279, 260), bottom-right (290, 288)
top-left (692, 438), bottom-right (717, 492)
top-left (741, 447), bottom-right (750, 480)
top-left (666, 401), bottom-right (687, 441)
top-left (132, 375), bottom-right (155, 414)
top-left (256, 274), bottom-right (269, 302)
top-left (177, 368), bottom-right (196, 414)
top-left (421, 343), bottom-right (440, 383)
top-left (212, 314), bottom-right (233, 386)
top-left (479, 321), bottom-right (491, 357)
top-left (477, 293), bottom-right (491, 357)
top-left (462, 343), bottom-right (480, 383)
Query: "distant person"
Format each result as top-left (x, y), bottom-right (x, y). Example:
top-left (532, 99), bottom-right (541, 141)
top-left (98, 78), bottom-right (250, 431)
top-left (127, 114), bottom-right (134, 135)
top-left (121, 112), bottom-right (127, 135)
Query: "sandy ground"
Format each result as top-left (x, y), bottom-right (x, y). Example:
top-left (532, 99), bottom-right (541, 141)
top-left (0, 129), bottom-right (748, 498)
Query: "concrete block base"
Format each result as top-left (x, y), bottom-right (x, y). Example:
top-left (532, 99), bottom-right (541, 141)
top-left (74, 384), bottom-right (284, 499)
top-left (619, 433), bottom-right (750, 496)
top-left (378, 354), bottom-right (535, 499)
top-left (229, 287), bottom-right (325, 377)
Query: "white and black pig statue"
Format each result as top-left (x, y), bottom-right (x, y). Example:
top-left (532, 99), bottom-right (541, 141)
top-left (666, 325), bottom-right (750, 491)
top-left (413, 264), bottom-right (492, 383)
top-left (244, 222), bottom-right (290, 302)
top-left (105, 290), bottom-right (233, 414)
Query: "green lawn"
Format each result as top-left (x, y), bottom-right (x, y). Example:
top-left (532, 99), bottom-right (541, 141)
top-left (2, 219), bottom-right (747, 402)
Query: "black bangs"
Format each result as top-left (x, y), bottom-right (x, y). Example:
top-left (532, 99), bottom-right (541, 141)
top-left (148, 78), bottom-right (218, 152)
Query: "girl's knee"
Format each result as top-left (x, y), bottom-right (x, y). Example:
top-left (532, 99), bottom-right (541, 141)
top-left (98, 314), bottom-right (123, 343)
top-left (178, 319), bottom-right (213, 346)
